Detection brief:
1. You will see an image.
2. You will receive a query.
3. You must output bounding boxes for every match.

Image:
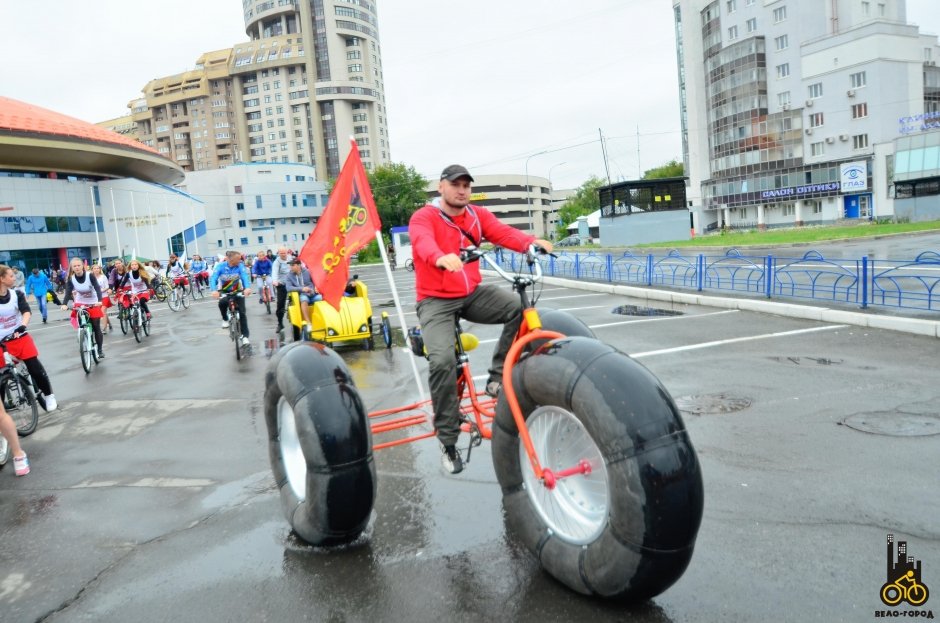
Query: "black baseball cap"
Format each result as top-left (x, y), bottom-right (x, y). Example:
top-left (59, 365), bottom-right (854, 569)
top-left (440, 164), bottom-right (474, 182)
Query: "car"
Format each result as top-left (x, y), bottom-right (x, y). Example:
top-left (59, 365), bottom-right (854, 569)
top-left (556, 235), bottom-right (589, 247)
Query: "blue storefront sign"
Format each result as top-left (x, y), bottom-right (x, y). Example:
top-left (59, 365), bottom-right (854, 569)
top-left (898, 111), bottom-right (940, 134)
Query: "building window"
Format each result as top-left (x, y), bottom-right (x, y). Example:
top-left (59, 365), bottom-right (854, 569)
top-left (234, 185), bottom-right (243, 194)
top-left (728, 25), bottom-right (738, 40)
top-left (236, 202), bottom-right (245, 211)
top-left (772, 6), bottom-right (787, 22)
top-left (808, 83), bottom-right (823, 99)
top-left (726, 0), bottom-right (736, 12)
top-left (850, 71), bottom-right (867, 88)
top-left (783, 204), bottom-right (795, 216)
top-left (852, 133), bottom-right (869, 149)
top-left (861, 1), bottom-right (870, 16)
top-left (240, 237), bottom-right (249, 245)
top-left (281, 194), bottom-right (287, 207)
top-left (776, 63), bottom-right (790, 79)
top-left (778, 91), bottom-right (791, 106)
top-left (809, 112), bottom-right (824, 127)
top-left (348, 64), bottom-right (363, 73)
top-left (813, 201), bottom-right (823, 214)
top-left (238, 220), bottom-right (247, 228)
top-left (746, 17), bottom-right (757, 32)
top-left (878, 3), bottom-right (885, 16)
top-left (229, 238), bottom-right (235, 246)
top-left (258, 236), bottom-right (264, 244)
top-left (774, 34), bottom-right (789, 50)
top-left (852, 102), bottom-right (868, 118)
top-left (811, 141), bottom-right (825, 156)
top-left (256, 195), bottom-right (263, 208)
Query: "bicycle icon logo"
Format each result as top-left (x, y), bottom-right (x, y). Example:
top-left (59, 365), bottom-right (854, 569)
top-left (321, 204), bottom-right (368, 274)
top-left (881, 534), bottom-right (930, 607)
top-left (882, 570), bottom-right (930, 606)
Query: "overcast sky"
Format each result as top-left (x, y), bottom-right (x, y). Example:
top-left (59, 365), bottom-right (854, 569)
top-left (2, 1), bottom-right (939, 190)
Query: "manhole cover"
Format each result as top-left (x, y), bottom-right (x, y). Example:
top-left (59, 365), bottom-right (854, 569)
top-left (612, 305), bottom-right (683, 317)
top-left (674, 393), bottom-right (752, 416)
top-left (841, 413), bottom-right (940, 437)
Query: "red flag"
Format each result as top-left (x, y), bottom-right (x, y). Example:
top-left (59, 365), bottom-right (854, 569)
top-left (299, 141), bottom-right (381, 309)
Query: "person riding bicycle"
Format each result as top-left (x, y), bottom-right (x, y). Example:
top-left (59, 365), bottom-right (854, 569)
top-left (409, 164), bottom-right (553, 474)
top-left (271, 247), bottom-right (292, 333)
top-left (0, 264), bottom-right (57, 413)
top-left (60, 257), bottom-right (106, 360)
top-left (190, 254), bottom-right (209, 288)
top-left (251, 250), bottom-right (273, 306)
top-left (115, 259), bottom-right (153, 320)
top-left (24, 267), bottom-right (55, 323)
top-left (285, 259), bottom-right (322, 327)
top-left (91, 264), bottom-right (113, 334)
top-left (210, 250), bottom-right (253, 348)
top-left (166, 255), bottom-right (189, 291)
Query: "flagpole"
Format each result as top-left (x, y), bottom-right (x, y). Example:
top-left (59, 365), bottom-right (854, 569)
top-left (375, 229), bottom-right (427, 401)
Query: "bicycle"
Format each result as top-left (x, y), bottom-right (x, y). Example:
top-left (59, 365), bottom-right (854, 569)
top-left (257, 275), bottom-right (273, 314)
top-left (881, 570), bottom-right (929, 606)
top-left (263, 245), bottom-right (704, 601)
top-left (119, 289), bottom-right (151, 343)
top-left (188, 271), bottom-right (205, 300)
top-left (72, 304), bottom-right (101, 373)
top-left (223, 292), bottom-right (249, 360)
top-left (0, 333), bottom-right (40, 437)
top-left (151, 276), bottom-right (170, 302)
top-left (167, 276), bottom-right (190, 312)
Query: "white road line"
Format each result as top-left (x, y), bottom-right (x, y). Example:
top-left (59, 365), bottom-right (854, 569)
top-left (588, 309), bottom-right (738, 329)
top-left (555, 305), bottom-right (610, 312)
top-left (630, 324), bottom-right (847, 358)
top-left (537, 293), bottom-right (608, 301)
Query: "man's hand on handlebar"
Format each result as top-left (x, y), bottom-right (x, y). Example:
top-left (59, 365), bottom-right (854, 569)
top-left (436, 253), bottom-right (464, 272)
top-left (533, 238), bottom-right (554, 254)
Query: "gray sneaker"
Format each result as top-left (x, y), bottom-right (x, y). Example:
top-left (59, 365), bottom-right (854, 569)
top-left (441, 445), bottom-right (464, 474)
top-left (485, 380), bottom-right (501, 398)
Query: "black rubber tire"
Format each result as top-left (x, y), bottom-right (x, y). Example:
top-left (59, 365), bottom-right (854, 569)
top-left (1, 373), bottom-right (39, 437)
top-left (381, 315), bottom-right (392, 349)
top-left (80, 329), bottom-right (92, 373)
top-left (153, 283), bottom-right (167, 302)
top-left (119, 308), bottom-right (128, 335)
top-left (264, 341), bottom-right (376, 546)
top-left (491, 336), bottom-right (704, 601)
top-left (292, 324), bottom-right (302, 342)
top-left (142, 311), bottom-right (150, 336)
top-left (523, 308), bottom-right (596, 353)
top-left (181, 289), bottom-right (190, 309)
top-left (130, 308), bottom-right (142, 343)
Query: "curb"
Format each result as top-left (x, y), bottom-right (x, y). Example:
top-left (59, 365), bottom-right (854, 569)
top-left (538, 275), bottom-right (940, 339)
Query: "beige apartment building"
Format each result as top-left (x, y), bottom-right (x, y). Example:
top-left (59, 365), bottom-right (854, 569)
top-left (104, 0), bottom-right (389, 182)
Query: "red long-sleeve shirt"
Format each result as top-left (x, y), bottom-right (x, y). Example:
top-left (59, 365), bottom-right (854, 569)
top-left (409, 202), bottom-right (535, 301)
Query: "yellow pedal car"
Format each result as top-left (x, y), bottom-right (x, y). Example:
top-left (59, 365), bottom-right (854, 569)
top-left (287, 275), bottom-right (391, 349)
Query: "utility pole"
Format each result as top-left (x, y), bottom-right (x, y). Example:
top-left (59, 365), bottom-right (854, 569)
top-left (637, 125), bottom-right (642, 179)
top-left (599, 128), bottom-right (614, 214)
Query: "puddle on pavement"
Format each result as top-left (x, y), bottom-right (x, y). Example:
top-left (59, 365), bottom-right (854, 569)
top-left (674, 392), bottom-right (752, 416)
top-left (612, 304), bottom-right (683, 317)
top-left (769, 356), bottom-right (844, 366)
top-left (840, 412), bottom-right (940, 437)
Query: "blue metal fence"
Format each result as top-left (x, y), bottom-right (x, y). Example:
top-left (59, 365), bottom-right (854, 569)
top-left (498, 248), bottom-right (940, 312)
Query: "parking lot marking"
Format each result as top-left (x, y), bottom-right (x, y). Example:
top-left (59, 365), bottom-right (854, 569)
top-left (630, 324), bottom-right (847, 358)
top-left (588, 309), bottom-right (738, 329)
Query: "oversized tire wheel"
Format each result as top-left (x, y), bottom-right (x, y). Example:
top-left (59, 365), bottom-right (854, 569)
top-left (264, 341), bottom-right (376, 546)
top-left (491, 336), bottom-right (704, 601)
top-left (524, 308), bottom-right (595, 353)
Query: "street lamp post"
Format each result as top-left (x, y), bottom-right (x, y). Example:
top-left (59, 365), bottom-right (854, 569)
top-left (546, 161), bottom-right (566, 239)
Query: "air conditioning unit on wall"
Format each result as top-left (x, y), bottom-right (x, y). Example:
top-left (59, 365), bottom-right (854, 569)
top-left (805, 128), bottom-right (813, 135)
top-left (847, 89), bottom-right (856, 97)
top-left (826, 136), bottom-right (835, 143)
top-left (782, 104), bottom-right (791, 111)
top-left (839, 134), bottom-right (849, 141)
top-left (805, 99), bottom-right (814, 107)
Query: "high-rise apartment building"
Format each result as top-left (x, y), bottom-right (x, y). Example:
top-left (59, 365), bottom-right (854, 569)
top-left (113, 0), bottom-right (389, 182)
top-left (673, 0), bottom-right (940, 231)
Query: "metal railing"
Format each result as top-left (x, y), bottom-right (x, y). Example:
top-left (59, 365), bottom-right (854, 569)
top-left (497, 248), bottom-right (940, 312)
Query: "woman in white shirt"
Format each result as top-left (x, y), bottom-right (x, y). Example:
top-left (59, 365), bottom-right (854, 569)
top-left (60, 258), bottom-right (105, 358)
top-left (91, 264), bottom-right (112, 334)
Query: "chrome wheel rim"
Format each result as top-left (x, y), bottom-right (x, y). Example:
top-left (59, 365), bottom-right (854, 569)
top-left (277, 396), bottom-right (306, 500)
top-left (520, 405), bottom-right (609, 544)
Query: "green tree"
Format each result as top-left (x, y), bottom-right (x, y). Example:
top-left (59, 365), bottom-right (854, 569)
top-left (555, 176), bottom-right (604, 239)
top-left (367, 162), bottom-right (428, 232)
top-left (642, 159), bottom-right (684, 180)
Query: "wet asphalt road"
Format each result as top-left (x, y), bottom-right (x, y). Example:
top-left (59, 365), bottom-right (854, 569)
top-left (0, 243), bottom-right (938, 622)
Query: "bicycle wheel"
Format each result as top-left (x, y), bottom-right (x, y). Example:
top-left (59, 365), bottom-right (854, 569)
top-left (380, 312), bottom-right (392, 349)
top-left (119, 307), bottom-right (128, 335)
top-left (265, 290), bottom-right (272, 315)
top-left (167, 289), bottom-right (181, 312)
top-left (142, 309), bottom-right (151, 336)
top-left (264, 341), bottom-right (375, 546)
top-left (181, 288), bottom-right (190, 309)
top-left (130, 308), bottom-right (142, 343)
top-left (1, 374), bottom-right (39, 437)
top-left (233, 311), bottom-right (242, 360)
top-left (79, 329), bottom-right (93, 373)
top-left (192, 282), bottom-right (204, 299)
top-left (405, 258), bottom-right (414, 271)
top-left (0, 434), bottom-right (8, 466)
top-left (152, 283), bottom-right (167, 302)
top-left (491, 337), bottom-right (703, 601)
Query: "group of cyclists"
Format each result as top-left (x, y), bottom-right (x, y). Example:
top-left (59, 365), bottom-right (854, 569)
top-left (0, 247), bottom-right (309, 479)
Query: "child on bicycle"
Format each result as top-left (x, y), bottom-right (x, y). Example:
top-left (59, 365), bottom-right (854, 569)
top-left (60, 257), bottom-right (106, 359)
top-left (0, 264), bottom-right (57, 412)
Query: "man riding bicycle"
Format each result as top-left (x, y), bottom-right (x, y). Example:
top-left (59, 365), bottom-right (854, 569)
top-left (251, 250), bottom-right (273, 307)
top-left (409, 164), bottom-right (553, 474)
top-left (210, 250), bottom-right (253, 348)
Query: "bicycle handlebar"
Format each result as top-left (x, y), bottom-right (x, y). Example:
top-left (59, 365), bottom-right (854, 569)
top-left (461, 244), bottom-right (547, 284)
